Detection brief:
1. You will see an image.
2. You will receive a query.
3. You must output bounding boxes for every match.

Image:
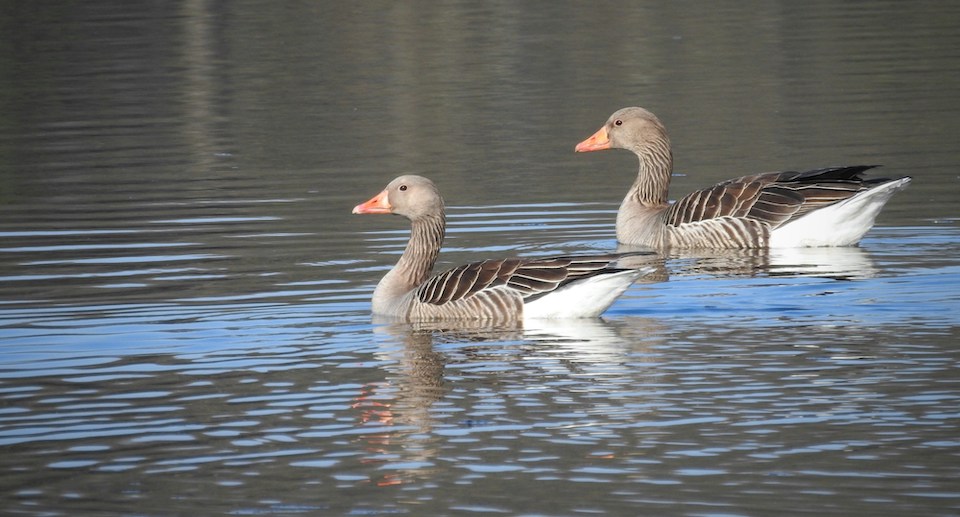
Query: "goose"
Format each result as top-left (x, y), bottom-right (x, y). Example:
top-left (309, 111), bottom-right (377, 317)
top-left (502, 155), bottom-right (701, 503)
top-left (352, 175), bottom-right (653, 321)
top-left (575, 107), bottom-right (911, 249)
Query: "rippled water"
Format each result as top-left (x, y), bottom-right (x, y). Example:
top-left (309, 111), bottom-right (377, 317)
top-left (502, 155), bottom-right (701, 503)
top-left (2, 2), bottom-right (960, 516)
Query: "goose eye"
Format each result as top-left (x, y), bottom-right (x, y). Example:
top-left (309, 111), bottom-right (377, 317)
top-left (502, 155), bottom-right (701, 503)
top-left (614, 119), bottom-right (623, 126)
top-left (399, 185), bottom-right (407, 191)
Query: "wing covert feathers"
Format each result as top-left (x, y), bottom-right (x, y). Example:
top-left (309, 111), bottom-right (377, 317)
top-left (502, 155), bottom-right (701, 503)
top-left (416, 254), bottom-right (645, 306)
top-left (666, 165), bottom-right (886, 229)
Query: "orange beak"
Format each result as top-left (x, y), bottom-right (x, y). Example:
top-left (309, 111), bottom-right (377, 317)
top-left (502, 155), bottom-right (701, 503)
top-left (575, 126), bottom-right (611, 152)
top-left (352, 190), bottom-right (392, 214)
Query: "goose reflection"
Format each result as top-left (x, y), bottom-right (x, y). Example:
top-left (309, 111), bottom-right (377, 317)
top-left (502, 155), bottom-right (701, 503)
top-left (348, 322), bottom-right (453, 488)
top-left (619, 243), bottom-right (879, 280)
top-left (368, 316), bottom-right (667, 425)
top-left (376, 316), bottom-right (666, 379)
top-left (356, 316), bottom-right (667, 486)
top-left (764, 245), bottom-right (879, 279)
top-left (522, 317), bottom-right (666, 366)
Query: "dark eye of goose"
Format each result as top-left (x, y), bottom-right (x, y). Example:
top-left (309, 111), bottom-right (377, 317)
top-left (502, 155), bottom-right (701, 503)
top-left (399, 184), bottom-right (407, 191)
top-left (614, 119), bottom-right (623, 126)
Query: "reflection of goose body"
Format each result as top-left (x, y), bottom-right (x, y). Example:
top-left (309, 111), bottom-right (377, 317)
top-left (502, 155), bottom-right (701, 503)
top-left (523, 318), bottom-right (638, 364)
top-left (765, 245), bottom-right (879, 279)
top-left (375, 317), bottom-right (665, 400)
top-left (576, 107), bottom-right (911, 249)
top-left (634, 244), bottom-right (880, 280)
top-left (354, 175), bottom-right (653, 321)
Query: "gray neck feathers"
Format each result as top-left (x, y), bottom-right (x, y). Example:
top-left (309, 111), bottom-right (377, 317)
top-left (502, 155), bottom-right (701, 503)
top-left (394, 212), bottom-right (445, 291)
top-left (630, 137), bottom-right (673, 207)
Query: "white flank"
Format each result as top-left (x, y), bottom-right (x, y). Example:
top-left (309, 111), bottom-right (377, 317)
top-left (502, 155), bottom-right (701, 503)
top-left (523, 268), bottom-right (650, 319)
top-left (769, 178), bottom-right (911, 247)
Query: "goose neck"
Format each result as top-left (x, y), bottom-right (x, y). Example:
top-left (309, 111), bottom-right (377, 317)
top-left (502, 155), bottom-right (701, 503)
top-left (629, 149), bottom-right (672, 207)
top-left (393, 213), bottom-right (445, 291)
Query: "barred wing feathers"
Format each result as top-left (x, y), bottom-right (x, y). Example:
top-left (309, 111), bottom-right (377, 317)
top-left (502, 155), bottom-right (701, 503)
top-left (416, 254), bottom-right (638, 306)
top-left (666, 165), bottom-right (882, 229)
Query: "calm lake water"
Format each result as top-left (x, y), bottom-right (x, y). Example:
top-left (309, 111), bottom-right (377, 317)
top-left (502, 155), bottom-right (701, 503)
top-left (2, 2), bottom-right (959, 515)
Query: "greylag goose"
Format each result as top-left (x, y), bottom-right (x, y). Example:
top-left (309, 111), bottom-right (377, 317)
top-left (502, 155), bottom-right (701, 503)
top-left (575, 107), bottom-right (911, 249)
top-left (353, 175), bottom-right (652, 321)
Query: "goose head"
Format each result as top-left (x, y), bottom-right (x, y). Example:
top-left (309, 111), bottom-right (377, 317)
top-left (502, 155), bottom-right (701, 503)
top-left (575, 107), bottom-right (671, 156)
top-left (352, 174), bottom-right (444, 221)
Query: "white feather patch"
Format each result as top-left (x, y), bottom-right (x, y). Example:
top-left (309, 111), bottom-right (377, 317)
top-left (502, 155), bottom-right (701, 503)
top-left (769, 178), bottom-right (911, 247)
top-left (523, 268), bottom-right (650, 319)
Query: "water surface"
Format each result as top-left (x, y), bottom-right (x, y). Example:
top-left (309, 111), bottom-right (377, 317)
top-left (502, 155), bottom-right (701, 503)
top-left (1, 2), bottom-right (959, 515)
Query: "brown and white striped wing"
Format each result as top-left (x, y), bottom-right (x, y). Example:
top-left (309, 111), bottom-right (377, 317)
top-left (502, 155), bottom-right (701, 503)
top-left (416, 259), bottom-right (521, 306)
top-left (665, 166), bottom-right (884, 232)
top-left (509, 255), bottom-right (633, 302)
top-left (776, 167), bottom-right (881, 219)
top-left (665, 179), bottom-right (803, 229)
top-left (415, 254), bottom-right (635, 306)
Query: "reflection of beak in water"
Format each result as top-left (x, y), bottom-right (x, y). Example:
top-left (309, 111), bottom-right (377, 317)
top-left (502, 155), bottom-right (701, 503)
top-left (350, 381), bottom-right (402, 487)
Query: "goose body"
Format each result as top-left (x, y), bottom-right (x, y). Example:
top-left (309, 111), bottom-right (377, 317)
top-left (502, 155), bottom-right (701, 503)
top-left (353, 175), bottom-right (651, 322)
top-left (575, 107), bottom-right (911, 249)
